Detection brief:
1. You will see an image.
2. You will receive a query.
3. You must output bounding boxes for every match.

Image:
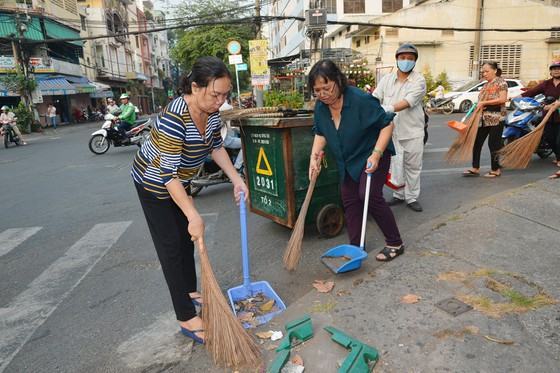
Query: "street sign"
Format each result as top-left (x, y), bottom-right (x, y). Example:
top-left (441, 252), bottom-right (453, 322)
top-left (227, 40), bottom-right (241, 55)
top-left (228, 54), bottom-right (243, 65)
top-left (236, 63), bottom-right (248, 71)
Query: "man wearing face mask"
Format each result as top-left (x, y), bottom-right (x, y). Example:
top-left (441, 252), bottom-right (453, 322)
top-left (373, 43), bottom-right (427, 212)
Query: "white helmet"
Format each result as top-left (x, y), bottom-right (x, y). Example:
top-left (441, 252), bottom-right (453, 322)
top-left (1, 105), bottom-right (8, 111)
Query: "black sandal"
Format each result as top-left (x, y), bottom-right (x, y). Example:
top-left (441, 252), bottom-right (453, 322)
top-left (376, 245), bottom-right (405, 262)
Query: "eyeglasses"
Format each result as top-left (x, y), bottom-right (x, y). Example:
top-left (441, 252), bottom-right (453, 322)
top-left (206, 86), bottom-right (232, 102)
top-left (312, 82), bottom-right (336, 98)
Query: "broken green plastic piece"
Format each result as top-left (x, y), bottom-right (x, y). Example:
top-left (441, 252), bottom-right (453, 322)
top-left (275, 314), bottom-right (314, 352)
top-left (324, 326), bottom-right (379, 373)
top-left (267, 349), bottom-right (290, 373)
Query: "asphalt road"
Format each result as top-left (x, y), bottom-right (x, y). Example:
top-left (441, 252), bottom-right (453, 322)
top-left (0, 114), bottom-right (555, 372)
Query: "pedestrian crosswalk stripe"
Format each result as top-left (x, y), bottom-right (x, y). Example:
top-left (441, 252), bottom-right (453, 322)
top-left (0, 227), bottom-right (42, 258)
top-left (0, 221), bottom-right (132, 373)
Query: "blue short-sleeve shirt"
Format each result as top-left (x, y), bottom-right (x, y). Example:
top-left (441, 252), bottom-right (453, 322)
top-left (312, 86), bottom-right (395, 182)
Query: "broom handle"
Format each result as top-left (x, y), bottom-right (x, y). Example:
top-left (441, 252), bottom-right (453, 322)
top-left (460, 102), bottom-right (477, 123)
top-left (359, 170), bottom-right (372, 249)
top-left (299, 170), bottom-right (318, 221)
top-left (239, 191), bottom-right (251, 290)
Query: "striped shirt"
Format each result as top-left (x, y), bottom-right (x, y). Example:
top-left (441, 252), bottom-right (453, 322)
top-left (131, 96), bottom-right (223, 198)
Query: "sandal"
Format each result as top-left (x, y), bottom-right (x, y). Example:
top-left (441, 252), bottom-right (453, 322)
top-left (376, 245), bottom-right (405, 262)
top-left (462, 169), bottom-right (480, 177)
top-left (484, 171), bottom-right (501, 178)
top-left (188, 292), bottom-right (203, 307)
top-left (549, 171), bottom-right (560, 179)
top-left (180, 327), bottom-right (205, 344)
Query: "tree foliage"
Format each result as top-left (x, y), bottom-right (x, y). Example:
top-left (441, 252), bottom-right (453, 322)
top-left (170, 0), bottom-right (255, 74)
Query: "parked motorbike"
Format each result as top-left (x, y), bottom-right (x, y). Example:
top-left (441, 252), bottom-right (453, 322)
top-left (88, 113), bottom-right (152, 155)
top-left (1, 117), bottom-right (22, 148)
top-left (189, 147), bottom-right (243, 196)
top-left (502, 94), bottom-right (555, 159)
top-left (426, 95), bottom-right (456, 115)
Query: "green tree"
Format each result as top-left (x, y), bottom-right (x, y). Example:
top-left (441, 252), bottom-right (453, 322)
top-left (170, 0), bottom-right (255, 90)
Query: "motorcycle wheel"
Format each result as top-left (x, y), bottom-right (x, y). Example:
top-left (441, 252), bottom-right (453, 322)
top-left (189, 167), bottom-right (207, 197)
top-left (89, 134), bottom-right (111, 154)
top-left (459, 100), bottom-right (473, 113)
top-left (442, 102), bottom-right (454, 115)
top-left (4, 133), bottom-right (9, 148)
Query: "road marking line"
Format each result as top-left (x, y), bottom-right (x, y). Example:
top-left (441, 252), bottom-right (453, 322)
top-left (422, 165), bottom-right (491, 175)
top-left (0, 221), bottom-right (132, 373)
top-left (0, 227), bottom-right (42, 258)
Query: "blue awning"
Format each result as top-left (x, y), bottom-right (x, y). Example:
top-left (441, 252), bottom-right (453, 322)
top-left (37, 77), bottom-right (76, 95)
top-left (65, 76), bottom-right (96, 93)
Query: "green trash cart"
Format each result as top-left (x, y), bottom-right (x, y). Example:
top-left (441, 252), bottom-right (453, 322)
top-left (238, 116), bottom-right (344, 238)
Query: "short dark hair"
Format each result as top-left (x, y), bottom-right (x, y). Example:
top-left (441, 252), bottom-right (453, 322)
top-left (308, 59), bottom-right (347, 97)
top-left (483, 61), bottom-right (502, 77)
top-left (181, 56), bottom-right (232, 94)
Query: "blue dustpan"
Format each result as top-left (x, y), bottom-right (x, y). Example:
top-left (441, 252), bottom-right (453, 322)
top-left (227, 192), bottom-right (286, 328)
top-left (322, 172), bottom-right (372, 273)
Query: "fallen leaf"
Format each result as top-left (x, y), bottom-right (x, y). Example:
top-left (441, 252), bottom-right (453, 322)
top-left (265, 343), bottom-right (279, 351)
top-left (256, 331), bottom-right (274, 339)
top-left (484, 335), bottom-right (515, 345)
top-left (259, 299), bottom-right (276, 313)
top-left (291, 354), bottom-right (304, 366)
top-left (352, 278), bottom-right (364, 287)
top-left (336, 289), bottom-right (351, 297)
top-left (401, 294), bottom-right (421, 304)
top-left (237, 311), bottom-right (255, 323)
top-left (313, 280), bottom-right (335, 293)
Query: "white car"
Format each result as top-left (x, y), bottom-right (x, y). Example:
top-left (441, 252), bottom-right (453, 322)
top-left (445, 79), bottom-right (525, 113)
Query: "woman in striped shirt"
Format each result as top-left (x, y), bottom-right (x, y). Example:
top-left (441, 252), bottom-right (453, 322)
top-left (132, 57), bottom-right (248, 344)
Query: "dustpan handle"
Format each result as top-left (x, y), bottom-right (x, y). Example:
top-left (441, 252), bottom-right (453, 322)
top-left (461, 102), bottom-right (477, 122)
top-left (239, 191), bottom-right (251, 289)
top-left (359, 170), bottom-right (372, 249)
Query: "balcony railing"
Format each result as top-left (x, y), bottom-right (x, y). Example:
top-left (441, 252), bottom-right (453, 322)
top-left (51, 58), bottom-right (82, 76)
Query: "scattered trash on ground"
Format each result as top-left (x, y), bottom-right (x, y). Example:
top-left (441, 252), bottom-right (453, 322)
top-left (401, 294), bottom-right (421, 304)
top-left (484, 335), bottom-right (515, 345)
top-left (312, 280), bottom-right (335, 293)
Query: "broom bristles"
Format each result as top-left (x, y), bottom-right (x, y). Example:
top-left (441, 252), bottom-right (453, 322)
top-left (283, 171), bottom-right (318, 271)
top-left (445, 107), bottom-right (483, 163)
top-left (220, 107), bottom-right (279, 121)
top-left (498, 109), bottom-right (555, 169)
top-left (197, 239), bottom-right (262, 368)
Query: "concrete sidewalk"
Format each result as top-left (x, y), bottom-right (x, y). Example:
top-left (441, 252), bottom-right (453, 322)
top-left (262, 179), bottom-right (560, 372)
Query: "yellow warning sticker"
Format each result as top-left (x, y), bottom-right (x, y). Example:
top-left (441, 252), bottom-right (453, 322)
top-left (256, 147), bottom-right (273, 176)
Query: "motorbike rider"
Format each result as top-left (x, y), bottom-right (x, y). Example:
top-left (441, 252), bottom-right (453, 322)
top-left (0, 105), bottom-right (26, 145)
top-left (117, 93), bottom-right (136, 142)
top-left (521, 61), bottom-right (560, 167)
top-left (106, 98), bottom-right (119, 114)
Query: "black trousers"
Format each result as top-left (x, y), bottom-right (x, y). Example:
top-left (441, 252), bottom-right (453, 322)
top-left (472, 122), bottom-right (504, 171)
top-left (544, 121), bottom-right (560, 160)
top-left (135, 182), bottom-right (197, 321)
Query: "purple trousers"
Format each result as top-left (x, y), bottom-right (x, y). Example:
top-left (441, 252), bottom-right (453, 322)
top-left (341, 152), bottom-right (403, 248)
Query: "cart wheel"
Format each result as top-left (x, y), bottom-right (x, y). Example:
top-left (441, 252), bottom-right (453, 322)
top-left (316, 204), bottom-right (344, 238)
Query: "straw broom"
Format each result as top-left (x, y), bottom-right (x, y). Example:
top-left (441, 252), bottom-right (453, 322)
top-left (220, 107), bottom-right (280, 121)
top-left (445, 107), bottom-right (483, 163)
top-left (498, 108), bottom-right (556, 169)
top-left (283, 166), bottom-right (320, 271)
top-left (197, 238), bottom-right (262, 368)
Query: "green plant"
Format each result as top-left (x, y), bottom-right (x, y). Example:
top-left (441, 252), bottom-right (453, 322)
top-left (13, 102), bottom-right (33, 134)
top-left (264, 90), bottom-right (303, 109)
top-left (0, 67), bottom-right (37, 97)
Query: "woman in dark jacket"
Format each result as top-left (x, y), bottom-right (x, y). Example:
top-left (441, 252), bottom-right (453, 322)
top-left (308, 59), bottom-right (404, 262)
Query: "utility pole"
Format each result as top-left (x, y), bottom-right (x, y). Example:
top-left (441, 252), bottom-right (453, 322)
top-left (472, 0), bottom-right (484, 79)
top-left (13, 12), bottom-right (34, 131)
top-left (254, 0), bottom-right (263, 108)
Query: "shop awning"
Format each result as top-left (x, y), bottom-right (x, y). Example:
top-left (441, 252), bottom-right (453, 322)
top-left (66, 76), bottom-right (96, 93)
top-left (44, 19), bottom-right (83, 46)
top-left (89, 81), bottom-right (113, 98)
top-left (0, 14), bottom-right (43, 41)
top-left (37, 76), bottom-right (77, 95)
